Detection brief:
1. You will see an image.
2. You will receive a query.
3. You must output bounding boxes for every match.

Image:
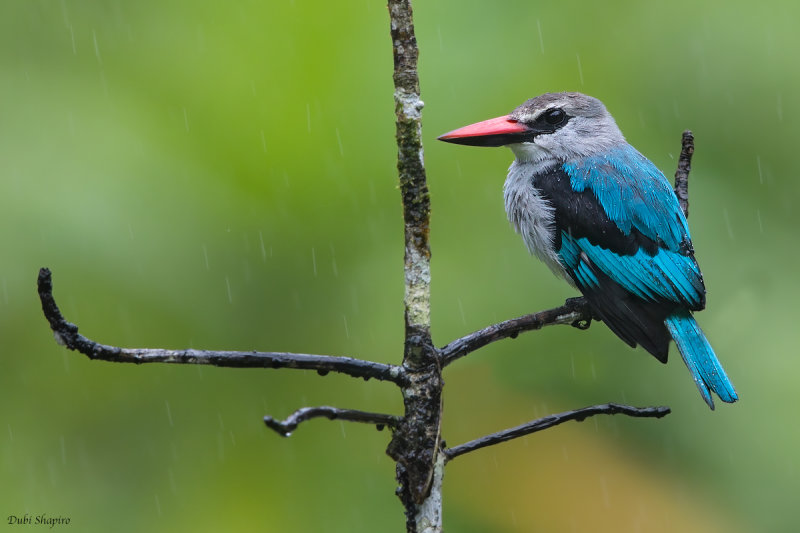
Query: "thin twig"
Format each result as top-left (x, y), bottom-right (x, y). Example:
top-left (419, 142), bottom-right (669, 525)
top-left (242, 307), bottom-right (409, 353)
top-left (264, 406), bottom-right (401, 437)
top-left (674, 130), bottom-right (694, 218)
top-left (440, 297), bottom-right (593, 367)
top-left (444, 403), bottom-right (670, 461)
top-left (37, 268), bottom-right (406, 385)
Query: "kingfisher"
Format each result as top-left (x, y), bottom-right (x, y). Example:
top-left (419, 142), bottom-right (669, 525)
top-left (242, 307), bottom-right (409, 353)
top-left (438, 92), bottom-right (737, 409)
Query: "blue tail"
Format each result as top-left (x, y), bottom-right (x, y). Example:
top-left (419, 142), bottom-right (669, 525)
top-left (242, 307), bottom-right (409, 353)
top-left (665, 311), bottom-right (738, 409)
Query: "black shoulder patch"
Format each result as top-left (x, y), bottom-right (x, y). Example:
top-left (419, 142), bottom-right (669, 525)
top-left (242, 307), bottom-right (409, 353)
top-left (532, 166), bottom-right (660, 256)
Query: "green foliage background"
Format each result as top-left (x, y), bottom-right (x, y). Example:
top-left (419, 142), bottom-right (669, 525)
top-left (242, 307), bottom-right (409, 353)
top-left (2, 1), bottom-right (798, 531)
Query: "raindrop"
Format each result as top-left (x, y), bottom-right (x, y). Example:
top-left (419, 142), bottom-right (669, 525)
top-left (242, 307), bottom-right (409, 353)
top-left (456, 298), bottom-right (466, 325)
top-left (340, 421), bottom-right (347, 438)
top-left (536, 19), bottom-right (544, 54)
top-left (69, 25), bottom-right (76, 55)
top-left (335, 128), bottom-right (344, 157)
top-left (756, 156), bottom-right (763, 184)
top-left (202, 245), bottom-right (210, 270)
top-left (154, 494), bottom-right (162, 516)
top-left (343, 315), bottom-right (350, 339)
top-left (259, 231), bottom-right (268, 262)
top-left (311, 247), bottom-right (317, 276)
top-left (260, 130), bottom-right (267, 153)
top-left (722, 208), bottom-right (734, 240)
top-left (92, 28), bottom-right (102, 64)
top-left (576, 54), bottom-right (584, 86)
top-left (225, 276), bottom-right (233, 303)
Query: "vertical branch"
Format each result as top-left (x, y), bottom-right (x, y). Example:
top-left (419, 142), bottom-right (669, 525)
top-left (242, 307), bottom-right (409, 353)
top-left (674, 130), bottom-right (694, 218)
top-left (390, 0), bottom-right (433, 365)
top-left (386, 1), bottom-right (444, 531)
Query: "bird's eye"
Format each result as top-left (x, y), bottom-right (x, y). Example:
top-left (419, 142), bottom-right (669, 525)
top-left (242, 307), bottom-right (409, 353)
top-left (544, 108), bottom-right (566, 125)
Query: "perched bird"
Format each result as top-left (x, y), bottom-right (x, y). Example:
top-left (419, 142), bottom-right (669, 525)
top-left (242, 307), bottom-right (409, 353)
top-left (438, 92), bottom-right (737, 409)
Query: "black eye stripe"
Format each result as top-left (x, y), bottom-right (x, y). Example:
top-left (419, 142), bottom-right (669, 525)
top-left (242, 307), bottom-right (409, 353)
top-left (517, 107), bottom-right (570, 137)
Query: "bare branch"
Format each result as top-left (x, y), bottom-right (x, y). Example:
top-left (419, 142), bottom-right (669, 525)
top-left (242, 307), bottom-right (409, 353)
top-left (390, 0), bottom-right (433, 364)
top-left (444, 403), bottom-right (670, 461)
top-left (440, 297), bottom-right (593, 367)
top-left (264, 406), bottom-right (401, 437)
top-left (674, 130), bottom-right (694, 218)
top-left (37, 268), bottom-right (406, 385)
top-left (386, 0), bottom-right (444, 517)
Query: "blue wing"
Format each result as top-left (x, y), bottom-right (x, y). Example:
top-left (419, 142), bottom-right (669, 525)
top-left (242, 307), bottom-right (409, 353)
top-left (533, 144), bottom-right (706, 361)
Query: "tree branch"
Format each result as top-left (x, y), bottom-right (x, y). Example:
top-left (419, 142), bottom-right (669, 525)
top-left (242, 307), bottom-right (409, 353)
top-left (37, 268), bottom-right (406, 385)
top-left (440, 297), bottom-right (592, 367)
top-left (386, 0), bottom-right (444, 524)
top-left (264, 406), bottom-right (401, 437)
top-left (674, 130), bottom-right (694, 218)
top-left (444, 403), bottom-right (671, 462)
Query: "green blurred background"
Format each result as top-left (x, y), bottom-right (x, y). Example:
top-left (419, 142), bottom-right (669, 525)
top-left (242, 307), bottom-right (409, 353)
top-left (2, 1), bottom-right (797, 531)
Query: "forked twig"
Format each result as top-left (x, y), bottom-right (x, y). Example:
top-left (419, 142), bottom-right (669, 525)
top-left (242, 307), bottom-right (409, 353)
top-left (264, 406), bottom-right (401, 437)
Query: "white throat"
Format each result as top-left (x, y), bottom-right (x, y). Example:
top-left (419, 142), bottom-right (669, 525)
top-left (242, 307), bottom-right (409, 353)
top-left (503, 159), bottom-right (566, 279)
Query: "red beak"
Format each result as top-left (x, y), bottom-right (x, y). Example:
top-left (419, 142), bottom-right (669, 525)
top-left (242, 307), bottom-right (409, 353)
top-left (437, 115), bottom-right (530, 147)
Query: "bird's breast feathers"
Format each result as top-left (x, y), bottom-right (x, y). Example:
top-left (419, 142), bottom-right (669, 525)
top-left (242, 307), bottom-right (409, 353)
top-left (503, 158), bottom-right (564, 277)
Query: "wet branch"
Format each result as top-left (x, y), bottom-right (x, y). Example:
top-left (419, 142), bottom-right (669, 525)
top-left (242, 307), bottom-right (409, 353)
top-left (264, 406), bottom-right (401, 437)
top-left (444, 403), bottom-right (671, 461)
top-left (37, 268), bottom-right (406, 385)
top-left (674, 130), bottom-right (694, 218)
top-left (440, 297), bottom-right (592, 367)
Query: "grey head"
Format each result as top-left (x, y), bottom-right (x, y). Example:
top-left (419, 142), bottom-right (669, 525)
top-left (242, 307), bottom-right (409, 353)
top-left (506, 92), bottom-right (626, 164)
